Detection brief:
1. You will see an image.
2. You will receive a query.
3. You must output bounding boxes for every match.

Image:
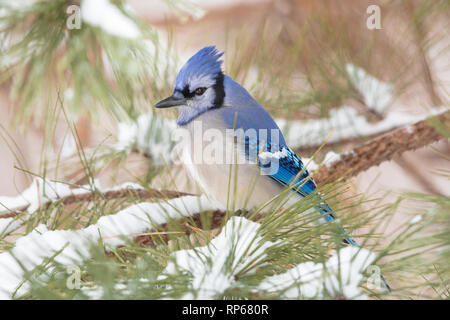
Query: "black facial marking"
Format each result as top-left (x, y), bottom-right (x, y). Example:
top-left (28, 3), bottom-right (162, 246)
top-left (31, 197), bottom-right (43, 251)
top-left (212, 72), bottom-right (225, 107)
top-left (176, 71), bottom-right (225, 108)
top-left (180, 85), bottom-right (195, 99)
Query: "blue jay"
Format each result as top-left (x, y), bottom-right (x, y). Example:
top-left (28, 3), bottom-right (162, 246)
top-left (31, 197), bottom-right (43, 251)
top-left (155, 46), bottom-right (390, 290)
top-left (155, 46), bottom-right (353, 235)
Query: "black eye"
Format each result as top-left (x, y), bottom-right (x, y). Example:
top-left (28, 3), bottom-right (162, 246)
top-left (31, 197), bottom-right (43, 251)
top-left (194, 87), bottom-right (206, 96)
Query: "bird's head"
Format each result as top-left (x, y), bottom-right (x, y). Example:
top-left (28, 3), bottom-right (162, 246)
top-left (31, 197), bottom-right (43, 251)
top-left (155, 46), bottom-right (225, 125)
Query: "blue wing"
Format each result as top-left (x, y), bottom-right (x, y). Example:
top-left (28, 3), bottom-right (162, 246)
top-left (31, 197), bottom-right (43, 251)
top-left (239, 135), bottom-right (357, 246)
top-left (219, 105), bottom-right (356, 245)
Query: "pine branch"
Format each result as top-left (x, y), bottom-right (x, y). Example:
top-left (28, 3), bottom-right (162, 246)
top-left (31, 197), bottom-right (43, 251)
top-left (135, 209), bottom-right (229, 247)
top-left (0, 188), bottom-right (190, 219)
top-left (313, 111), bottom-right (449, 185)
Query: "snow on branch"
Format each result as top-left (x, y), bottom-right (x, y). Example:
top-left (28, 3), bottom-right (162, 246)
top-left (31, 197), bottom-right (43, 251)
top-left (159, 216), bottom-right (279, 299)
top-left (301, 151), bottom-right (341, 172)
top-left (0, 194), bottom-right (223, 299)
top-left (278, 107), bottom-right (448, 149)
top-left (257, 246), bottom-right (376, 299)
top-left (346, 64), bottom-right (393, 115)
top-left (81, 0), bottom-right (141, 39)
top-left (0, 177), bottom-right (98, 215)
top-left (0, 178), bottom-right (187, 217)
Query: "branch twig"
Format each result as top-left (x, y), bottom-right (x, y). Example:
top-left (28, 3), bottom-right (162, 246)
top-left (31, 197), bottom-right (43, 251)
top-left (313, 111), bottom-right (449, 184)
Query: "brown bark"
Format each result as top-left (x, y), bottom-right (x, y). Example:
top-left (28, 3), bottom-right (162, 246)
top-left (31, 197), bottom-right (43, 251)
top-left (313, 111), bottom-right (449, 184)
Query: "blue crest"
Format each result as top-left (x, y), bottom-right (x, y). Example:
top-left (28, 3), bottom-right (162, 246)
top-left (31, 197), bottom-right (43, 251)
top-left (175, 46), bottom-right (224, 90)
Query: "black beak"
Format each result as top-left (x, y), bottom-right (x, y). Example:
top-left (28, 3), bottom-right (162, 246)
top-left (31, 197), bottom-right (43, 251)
top-left (154, 95), bottom-right (187, 109)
